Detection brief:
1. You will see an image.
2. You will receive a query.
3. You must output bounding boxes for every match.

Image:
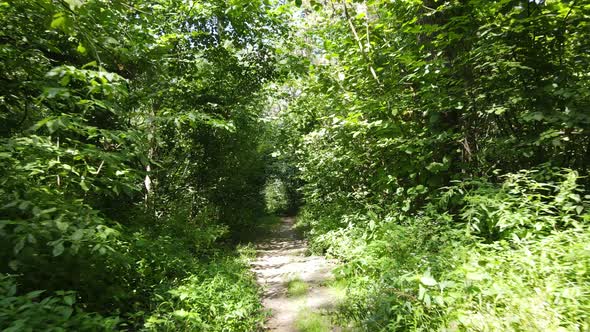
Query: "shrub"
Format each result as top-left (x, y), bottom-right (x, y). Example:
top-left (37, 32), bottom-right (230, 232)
top-left (302, 169), bottom-right (590, 331)
top-left (142, 252), bottom-right (265, 331)
top-left (286, 278), bottom-right (310, 297)
top-left (461, 169), bottom-right (588, 242)
top-left (0, 275), bottom-right (119, 331)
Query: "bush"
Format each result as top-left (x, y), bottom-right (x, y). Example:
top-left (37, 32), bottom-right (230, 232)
top-left (142, 252), bottom-right (265, 331)
top-left (0, 275), bottom-right (119, 331)
top-left (461, 169), bottom-right (588, 242)
top-left (301, 169), bottom-right (590, 331)
top-left (0, 205), bottom-right (265, 331)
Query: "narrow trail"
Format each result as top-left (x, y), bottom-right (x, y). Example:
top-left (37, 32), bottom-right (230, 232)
top-left (250, 217), bottom-right (341, 332)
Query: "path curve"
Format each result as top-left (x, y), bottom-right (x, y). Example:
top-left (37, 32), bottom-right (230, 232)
top-left (250, 217), bottom-right (340, 331)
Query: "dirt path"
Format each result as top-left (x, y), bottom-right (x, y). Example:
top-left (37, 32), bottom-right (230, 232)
top-left (250, 217), bottom-right (341, 332)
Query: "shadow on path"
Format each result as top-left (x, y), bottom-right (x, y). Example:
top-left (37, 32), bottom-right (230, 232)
top-left (250, 217), bottom-right (342, 331)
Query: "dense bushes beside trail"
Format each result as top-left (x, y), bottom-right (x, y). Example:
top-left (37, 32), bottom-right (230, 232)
top-left (143, 246), bottom-right (265, 331)
top-left (3, 0), bottom-right (590, 330)
top-left (0, 0), bottom-right (285, 330)
top-left (296, 170), bottom-right (590, 331)
top-left (0, 210), bottom-right (267, 331)
top-left (0, 274), bottom-right (119, 332)
top-left (275, 0), bottom-right (590, 330)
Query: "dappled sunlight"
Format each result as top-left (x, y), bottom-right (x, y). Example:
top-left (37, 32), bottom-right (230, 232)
top-left (251, 217), bottom-right (341, 331)
top-left (1, 0), bottom-right (588, 330)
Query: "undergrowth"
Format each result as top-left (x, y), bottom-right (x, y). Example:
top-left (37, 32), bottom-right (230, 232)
top-left (298, 169), bottom-right (590, 331)
top-left (286, 277), bottom-right (310, 297)
top-left (1, 213), bottom-right (267, 331)
top-left (295, 310), bottom-right (332, 332)
top-left (142, 250), bottom-right (264, 331)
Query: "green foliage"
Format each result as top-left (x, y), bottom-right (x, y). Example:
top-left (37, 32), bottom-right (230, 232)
top-left (461, 168), bottom-right (588, 242)
top-left (295, 310), bottom-right (332, 332)
top-left (271, 1), bottom-right (590, 330)
top-left (3, 0), bottom-right (590, 330)
top-left (286, 278), bottom-right (310, 297)
top-left (142, 252), bottom-right (265, 332)
top-left (0, 275), bottom-right (119, 331)
top-left (233, 215), bottom-right (282, 243)
top-left (296, 171), bottom-right (590, 331)
top-left (1, 0), bottom-right (285, 329)
top-left (264, 178), bottom-right (290, 215)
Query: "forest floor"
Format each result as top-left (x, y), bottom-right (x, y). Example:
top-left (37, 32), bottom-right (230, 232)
top-left (250, 217), bottom-right (343, 332)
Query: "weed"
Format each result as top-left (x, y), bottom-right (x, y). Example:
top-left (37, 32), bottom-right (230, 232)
top-left (286, 278), bottom-right (310, 297)
top-left (299, 169), bottom-right (590, 331)
top-left (295, 310), bottom-right (331, 332)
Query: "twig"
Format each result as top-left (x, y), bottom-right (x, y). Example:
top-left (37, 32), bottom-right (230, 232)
top-left (341, 0), bottom-right (381, 85)
top-left (96, 160), bottom-right (105, 175)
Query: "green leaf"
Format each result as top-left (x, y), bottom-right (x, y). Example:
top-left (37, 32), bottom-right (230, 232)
top-left (59, 75), bottom-right (71, 86)
top-left (531, 112), bottom-right (544, 121)
top-left (13, 238), bottom-right (25, 255)
top-left (39, 207), bottom-right (57, 215)
top-left (26, 290), bottom-right (46, 299)
top-left (76, 42), bottom-right (87, 54)
top-left (80, 179), bottom-right (89, 191)
top-left (8, 260), bottom-right (18, 271)
top-left (420, 274), bottom-right (437, 286)
top-left (466, 272), bottom-right (487, 281)
top-left (55, 219), bottom-right (69, 232)
top-left (82, 61), bottom-right (97, 69)
top-left (71, 229), bottom-right (85, 241)
top-left (43, 87), bottom-right (70, 99)
top-left (61, 307), bottom-right (74, 319)
top-left (65, 0), bottom-right (84, 10)
top-left (52, 242), bottom-right (65, 256)
top-left (424, 293), bottom-right (431, 307)
top-left (418, 284), bottom-right (426, 300)
top-left (63, 294), bottom-right (75, 306)
top-left (50, 13), bottom-right (67, 30)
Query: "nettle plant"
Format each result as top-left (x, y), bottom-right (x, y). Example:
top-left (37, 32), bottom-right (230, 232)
top-left (461, 168), bottom-right (588, 242)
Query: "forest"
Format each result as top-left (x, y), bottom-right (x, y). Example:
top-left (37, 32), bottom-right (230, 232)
top-left (0, 0), bottom-right (589, 331)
